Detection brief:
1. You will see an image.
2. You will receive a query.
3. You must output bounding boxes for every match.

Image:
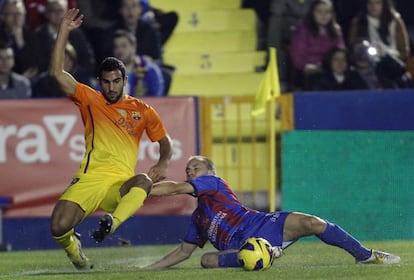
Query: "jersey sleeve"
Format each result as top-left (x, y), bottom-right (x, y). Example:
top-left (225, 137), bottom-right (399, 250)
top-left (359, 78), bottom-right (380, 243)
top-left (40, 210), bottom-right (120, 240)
top-left (143, 105), bottom-right (167, 142)
top-left (188, 175), bottom-right (220, 195)
top-left (69, 82), bottom-right (96, 107)
top-left (183, 215), bottom-right (209, 248)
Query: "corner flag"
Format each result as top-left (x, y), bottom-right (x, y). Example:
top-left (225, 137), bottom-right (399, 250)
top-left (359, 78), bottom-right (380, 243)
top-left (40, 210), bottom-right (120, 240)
top-left (251, 47), bottom-right (281, 116)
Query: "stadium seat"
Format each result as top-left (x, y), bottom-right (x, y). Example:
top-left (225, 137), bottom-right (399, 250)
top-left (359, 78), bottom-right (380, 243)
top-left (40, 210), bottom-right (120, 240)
top-left (151, 0), bottom-right (241, 11)
top-left (172, 9), bottom-right (256, 33)
top-left (156, 0), bottom-right (265, 98)
top-left (210, 101), bottom-right (268, 137)
top-left (212, 142), bottom-right (269, 191)
top-left (164, 30), bottom-right (257, 54)
top-left (164, 51), bottom-right (266, 74)
top-left (168, 72), bottom-right (264, 96)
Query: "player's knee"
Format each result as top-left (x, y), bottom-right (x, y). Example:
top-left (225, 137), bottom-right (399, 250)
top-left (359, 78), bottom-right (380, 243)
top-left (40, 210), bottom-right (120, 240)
top-left (50, 200), bottom-right (85, 237)
top-left (200, 252), bottom-right (219, 268)
top-left (50, 223), bottom-right (60, 237)
top-left (50, 218), bottom-right (70, 237)
top-left (301, 216), bottom-right (326, 234)
top-left (131, 173), bottom-right (153, 193)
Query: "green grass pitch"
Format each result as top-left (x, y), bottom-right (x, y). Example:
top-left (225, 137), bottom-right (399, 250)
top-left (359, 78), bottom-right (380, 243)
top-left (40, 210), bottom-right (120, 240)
top-left (0, 240), bottom-right (413, 280)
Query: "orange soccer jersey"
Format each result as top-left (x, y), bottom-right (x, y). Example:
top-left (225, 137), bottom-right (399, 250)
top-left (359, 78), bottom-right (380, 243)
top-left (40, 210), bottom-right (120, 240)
top-left (70, 82), bottom-right (167, 177)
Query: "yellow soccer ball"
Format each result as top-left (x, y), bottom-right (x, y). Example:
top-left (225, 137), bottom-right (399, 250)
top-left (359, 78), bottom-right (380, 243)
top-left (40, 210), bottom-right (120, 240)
top-left (237, 237), bottom-right (274, 271)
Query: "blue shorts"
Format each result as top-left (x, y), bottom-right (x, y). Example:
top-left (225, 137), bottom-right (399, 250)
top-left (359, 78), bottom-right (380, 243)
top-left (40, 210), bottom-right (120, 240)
top-left (228, 211), bottom-right (292, 249)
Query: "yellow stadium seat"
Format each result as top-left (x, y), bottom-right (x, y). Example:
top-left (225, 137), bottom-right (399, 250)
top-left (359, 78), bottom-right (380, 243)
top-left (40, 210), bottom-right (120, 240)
top-left (173, 9), bottom-right (256, 33)
top-left (216, 166), bottom-right (270, 192)
top-left (164, 51), bottom-right (266, 74)
top-left (212, 143), bottom-right (270, 191)
top-left (164, 30), bottom-right (257, 53)
top-left (151, 0), bottom-right (241, 11)
top-left (168, 72), bottom-right (264, 97)
top-left (210, 101), bottom-right (269, 138)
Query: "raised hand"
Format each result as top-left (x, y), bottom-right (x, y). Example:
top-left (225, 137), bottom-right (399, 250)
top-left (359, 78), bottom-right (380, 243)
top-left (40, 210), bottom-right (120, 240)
top-left (60, 8), bottom-right (84, 31)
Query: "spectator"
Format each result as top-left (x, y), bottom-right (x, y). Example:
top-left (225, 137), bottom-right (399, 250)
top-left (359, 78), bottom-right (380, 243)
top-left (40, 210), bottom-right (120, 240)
top-left (350, 38), bottom-right (412, 89)
top-left (24, 0), bottom-right (77, 29)
top-left (96, 0), bottom-right (162, 64)
top-left (140, 0), bottom-right (178, 46)
top-left (348, 0), bottom-right (411, 88)
top-left (32, 43), bottom-right (97, 98)
top-left (0, 0), bottom-right (40, 79)
top-left (35, 0), bottom-right (95, 75)
top-left (267, 0), bottom-right (313, 50)
top-left (0, 41), bottom-right (31, 99)
top-left (307, 46), bottom-right (369, 91)
top-left (112, 29), bottom-right (164, 97)
top-left (290, 0), bottom-right (345, 89)
top-left (77, 0), bottom-right (119, 65)
top-left (77, 0), bottom-right (118, 31)
top-left (242, 0), bottom-right (272, 50)
top-left (266, 0), bottom-right (313, 90)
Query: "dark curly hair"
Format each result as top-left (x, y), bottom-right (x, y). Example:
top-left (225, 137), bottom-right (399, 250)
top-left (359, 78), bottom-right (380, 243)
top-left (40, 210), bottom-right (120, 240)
top-left (98, 57), bottom-right (126, 80)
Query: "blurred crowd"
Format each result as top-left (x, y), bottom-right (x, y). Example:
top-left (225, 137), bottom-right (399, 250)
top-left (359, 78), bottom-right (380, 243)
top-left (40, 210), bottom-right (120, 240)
top-left (246, 0), bottom-right (414, 91)
top-left (0, 0), bottom-right (177, 99)
top-left (0, 0), bottom-right (413, 100)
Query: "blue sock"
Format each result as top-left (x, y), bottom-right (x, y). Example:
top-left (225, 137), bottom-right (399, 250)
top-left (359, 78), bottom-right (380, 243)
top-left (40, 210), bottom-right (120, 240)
top-left (218, 251), bottom-right (240, 267)
top-left (317, 222), bottom-right (372, 261)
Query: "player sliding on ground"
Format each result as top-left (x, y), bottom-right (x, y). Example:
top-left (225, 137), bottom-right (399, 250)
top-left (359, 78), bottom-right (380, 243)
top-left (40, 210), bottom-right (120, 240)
top-left (134, 156), bottom-right (400, 269)
top-left (49, 8), bottom-right (173, 270)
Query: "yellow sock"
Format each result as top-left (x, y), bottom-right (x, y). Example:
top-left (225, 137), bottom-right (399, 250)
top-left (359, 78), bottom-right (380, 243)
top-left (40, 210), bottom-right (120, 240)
top-left (53, 229), bottom-right (78, 257)
top-left (111, 187), bottom-right (147, 232)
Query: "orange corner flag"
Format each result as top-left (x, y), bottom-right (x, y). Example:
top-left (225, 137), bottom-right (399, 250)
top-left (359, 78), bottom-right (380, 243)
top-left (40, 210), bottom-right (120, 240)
top-left (251, 47), bottom-right (281, 116)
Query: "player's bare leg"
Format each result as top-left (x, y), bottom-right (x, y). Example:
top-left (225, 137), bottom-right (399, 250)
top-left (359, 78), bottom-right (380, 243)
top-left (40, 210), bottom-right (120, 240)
top-left (283, 212), bottom-right (327, 240)
top-left (51, 200), bottom-right (93, 269)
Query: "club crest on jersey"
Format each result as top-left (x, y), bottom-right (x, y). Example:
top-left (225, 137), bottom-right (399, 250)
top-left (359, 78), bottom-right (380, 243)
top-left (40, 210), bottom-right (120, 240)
top-left (132, 111), bottom-right (141, 120)
top-left (117, 109), bottom-right (127, 118)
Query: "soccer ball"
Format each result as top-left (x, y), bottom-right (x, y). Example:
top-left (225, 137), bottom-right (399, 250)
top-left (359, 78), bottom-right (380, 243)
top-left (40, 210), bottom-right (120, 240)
top-left (237, 237), bottom-right (274, 271)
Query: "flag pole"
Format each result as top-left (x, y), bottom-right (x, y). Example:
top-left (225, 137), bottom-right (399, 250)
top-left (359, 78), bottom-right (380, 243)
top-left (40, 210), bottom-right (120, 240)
top-left (251, 47), bottom-right (280, 212)
top-left (269, 88), bottom-right (277, 212)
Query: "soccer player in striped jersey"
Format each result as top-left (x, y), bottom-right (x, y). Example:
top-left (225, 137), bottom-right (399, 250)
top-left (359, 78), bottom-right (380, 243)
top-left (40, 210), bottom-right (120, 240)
top-left (141, 156), bottom-right (400, 269)
top-left (49, 9), bottom-right (173, 270)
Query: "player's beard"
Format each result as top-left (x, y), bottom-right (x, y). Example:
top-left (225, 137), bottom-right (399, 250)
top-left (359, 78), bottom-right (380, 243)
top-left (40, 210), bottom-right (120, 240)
top-left (104, 90), bottom-right (124, 104)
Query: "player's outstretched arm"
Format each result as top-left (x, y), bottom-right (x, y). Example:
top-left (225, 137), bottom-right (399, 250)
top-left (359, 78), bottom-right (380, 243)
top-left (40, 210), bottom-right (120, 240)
top-left (150, 181), bottom-right (194, 196)
top-left (143, 242), bottom-right (197, 270)
top-left (49, 8), bottom-right (83, 97)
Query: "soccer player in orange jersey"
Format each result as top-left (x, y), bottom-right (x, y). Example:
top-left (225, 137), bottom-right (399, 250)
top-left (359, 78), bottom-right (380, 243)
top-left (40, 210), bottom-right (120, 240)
top-left (49, 9), bottom-right (173, 270)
